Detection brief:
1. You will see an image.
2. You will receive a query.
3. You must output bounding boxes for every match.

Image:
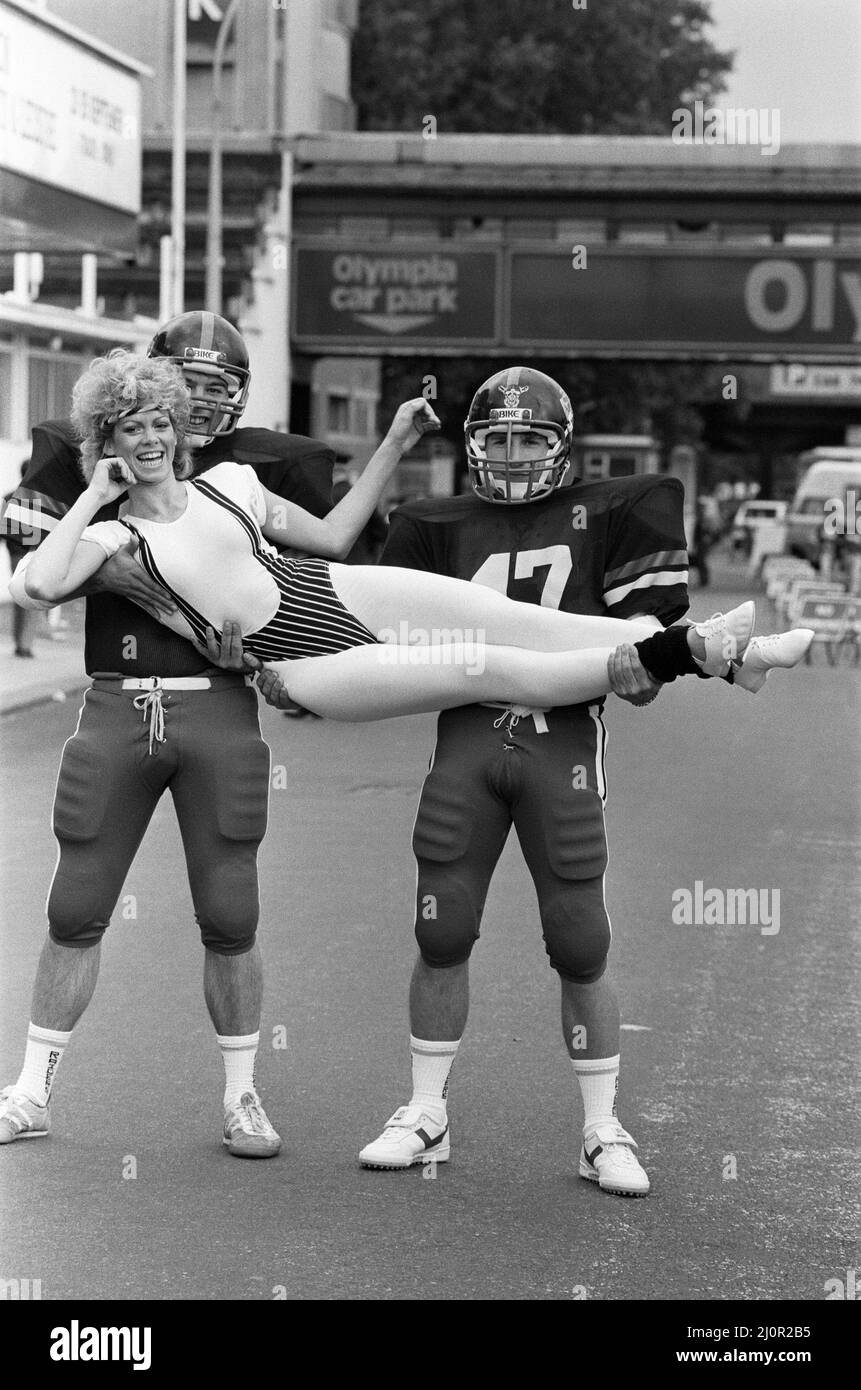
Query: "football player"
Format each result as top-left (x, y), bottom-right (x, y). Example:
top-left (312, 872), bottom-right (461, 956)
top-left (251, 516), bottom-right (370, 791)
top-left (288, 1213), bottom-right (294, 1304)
top-left (0, 312), bottom-right (335, 1159)
top-left (358, 366), bottom-right (687, 1196)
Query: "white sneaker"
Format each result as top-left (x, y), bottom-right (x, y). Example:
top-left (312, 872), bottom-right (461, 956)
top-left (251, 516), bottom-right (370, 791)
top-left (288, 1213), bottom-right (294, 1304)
top-left (359, 1104), bottom-right (450, 1169)
top-left (579, 1121), bottom-right (650, 1197)
top-left (0, 1086), bottom-right (50, 1143)
top-left (692, 601), bottom-right (756, 677)
top-left (223, 1090), bottom-right (281, 1158)
top-left (733, 629), bottom-right (815, 693)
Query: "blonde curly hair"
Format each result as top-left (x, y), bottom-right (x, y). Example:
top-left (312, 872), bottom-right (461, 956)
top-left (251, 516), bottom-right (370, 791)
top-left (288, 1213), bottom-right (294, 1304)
top-left (71, 350), bottom-right (194, 481)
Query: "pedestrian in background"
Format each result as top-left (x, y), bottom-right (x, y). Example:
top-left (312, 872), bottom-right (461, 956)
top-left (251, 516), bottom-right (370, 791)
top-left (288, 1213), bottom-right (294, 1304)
top-left (2, 461), bottom-right (36, 657)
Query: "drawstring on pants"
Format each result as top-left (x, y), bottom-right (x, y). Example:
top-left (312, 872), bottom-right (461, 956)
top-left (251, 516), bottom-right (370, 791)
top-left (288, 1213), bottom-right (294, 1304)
top-left (492, 707), bottom-right (525, 738)
top-left (490, 704), bottom-right (550, 737)
top-left (133, 680), bottom-right (167, 756)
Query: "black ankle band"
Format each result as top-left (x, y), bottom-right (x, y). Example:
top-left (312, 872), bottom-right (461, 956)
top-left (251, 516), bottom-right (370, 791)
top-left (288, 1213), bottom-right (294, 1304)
top-left (634, 625), bottom-right (706, 683)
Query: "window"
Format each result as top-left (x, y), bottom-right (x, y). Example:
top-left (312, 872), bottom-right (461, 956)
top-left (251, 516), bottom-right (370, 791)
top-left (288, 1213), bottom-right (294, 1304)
top-left (719, 224), bottom-right (774, 244)
top-left (506, 219), bottom-right (556, 240)
top-left (27, 351), bottom-right (82, 431)
top-left (782, 224), bottom-right (834, 246)
top-left (326, 392), bottom-right (351, 434)
top-left (616, 224), bottom-right (669, 244)
top-left (556, 219), bottom-right (607, 243)
top-left (337, 217), bottom-right (390, 240)
top-left (390, 218), bottom-right (442, 240)
top-left (452, 218), bottom-right (504, 240)
top-left (671, 221), bottom-right (720, 241)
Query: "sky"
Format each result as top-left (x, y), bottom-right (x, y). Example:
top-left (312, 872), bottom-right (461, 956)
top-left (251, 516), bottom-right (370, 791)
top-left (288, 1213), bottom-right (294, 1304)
top-left (705, 0), bottom-right (861, 142)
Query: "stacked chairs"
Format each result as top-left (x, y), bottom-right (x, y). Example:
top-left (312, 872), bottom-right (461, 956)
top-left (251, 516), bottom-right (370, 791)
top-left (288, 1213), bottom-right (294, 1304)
top-left (776, 578), bottom-right (845, 626)
top-left (793, 593), bottom-right (861, 666)
top-left (760, 557), bottom-right (859, 665)
top-left (761, 556), bottom-right (815, 603)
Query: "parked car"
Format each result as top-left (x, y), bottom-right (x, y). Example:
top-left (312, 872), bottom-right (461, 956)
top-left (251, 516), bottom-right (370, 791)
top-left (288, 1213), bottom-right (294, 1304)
top-left (730, 499), bottom-right (788, 556)
top-left (786, 452), bottom-right (861, 566)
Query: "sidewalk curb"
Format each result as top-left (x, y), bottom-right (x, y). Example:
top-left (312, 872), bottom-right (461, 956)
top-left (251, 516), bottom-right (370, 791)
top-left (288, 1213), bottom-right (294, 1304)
top-left (1, 673), bottom-right (88, 716)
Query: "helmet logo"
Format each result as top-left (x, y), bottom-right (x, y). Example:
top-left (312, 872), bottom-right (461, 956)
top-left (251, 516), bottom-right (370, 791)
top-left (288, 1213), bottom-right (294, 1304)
top-left (499, 383), bottom-right (529, 409)
top-left (183, 347), bottom-right (224, 364)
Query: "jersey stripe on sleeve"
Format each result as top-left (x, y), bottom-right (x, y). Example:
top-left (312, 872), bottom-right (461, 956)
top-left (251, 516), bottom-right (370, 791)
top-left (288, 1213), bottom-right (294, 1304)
top-left (0, 488), bottom-right (68, 544)
top-left (603, 548), bottom-right (689, 608)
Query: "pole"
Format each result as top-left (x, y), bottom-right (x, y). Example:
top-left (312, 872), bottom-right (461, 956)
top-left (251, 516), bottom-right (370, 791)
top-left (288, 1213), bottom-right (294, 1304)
top-left (206, 0), bottom-right (241, 315)
top-left (159, 235), bottom-right (173, 324)
top-left (171, 0), bottom-right (186, 318)
top-left (281, 146), bottom-right (292, 430)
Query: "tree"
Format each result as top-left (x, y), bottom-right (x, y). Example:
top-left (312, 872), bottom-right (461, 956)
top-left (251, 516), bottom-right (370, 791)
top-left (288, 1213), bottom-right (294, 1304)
top-left (352, 0), bottom-right (734, 135)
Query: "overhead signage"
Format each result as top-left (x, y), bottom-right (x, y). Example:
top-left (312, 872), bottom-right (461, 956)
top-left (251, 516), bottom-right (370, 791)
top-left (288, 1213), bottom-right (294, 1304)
top-left (292, 247), bottom-right (499, 345)
top-left (508, 250), bottom-right (861, 354)
top-left (0, 1), bottom-right (141, 214)
top-left (292, 243), bottom-right (861, 357)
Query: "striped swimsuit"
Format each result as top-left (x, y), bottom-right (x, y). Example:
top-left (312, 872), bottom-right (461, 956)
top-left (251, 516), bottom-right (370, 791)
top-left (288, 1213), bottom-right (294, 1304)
top-left (238, 555), bottom-right (377, 661)
top-left (82, 462), bottom-right (379, 662)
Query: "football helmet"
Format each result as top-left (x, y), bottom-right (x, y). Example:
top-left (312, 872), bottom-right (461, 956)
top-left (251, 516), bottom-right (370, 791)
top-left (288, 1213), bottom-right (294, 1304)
top-left (465, 367), bottom-right (574, 503)
top-left (147, 311), bottom-right (250, 443)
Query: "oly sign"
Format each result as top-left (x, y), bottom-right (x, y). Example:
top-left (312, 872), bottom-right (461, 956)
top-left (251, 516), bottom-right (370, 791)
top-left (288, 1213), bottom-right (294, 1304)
top-left (508, 250), bottom-right (861, 354)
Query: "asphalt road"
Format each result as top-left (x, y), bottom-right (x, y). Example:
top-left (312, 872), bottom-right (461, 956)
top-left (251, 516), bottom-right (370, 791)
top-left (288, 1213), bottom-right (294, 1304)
top-left (1, 599), bottom-right (859, 1302)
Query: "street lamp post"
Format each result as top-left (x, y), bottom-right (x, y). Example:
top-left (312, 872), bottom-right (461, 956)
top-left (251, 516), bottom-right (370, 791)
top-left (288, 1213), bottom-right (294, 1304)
top-left (171, 0), bottom-right (186, 318)
top-left (206, 0), bottom-right (241, 315)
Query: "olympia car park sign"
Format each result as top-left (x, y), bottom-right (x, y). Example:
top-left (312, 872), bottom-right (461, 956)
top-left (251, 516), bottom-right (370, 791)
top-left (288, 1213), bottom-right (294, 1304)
top-left (292, 245), bottom-right (861, 358)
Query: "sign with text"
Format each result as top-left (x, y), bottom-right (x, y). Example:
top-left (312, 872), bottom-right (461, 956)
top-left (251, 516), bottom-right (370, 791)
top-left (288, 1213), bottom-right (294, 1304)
top-left (0, 2), bottom-right (141, 214)
top-left (509, 250), bottom-right (861, 355)
top-left (293, 246), bottom-right (499, 345)
top-left (768, 362), bottom-right (861, 398)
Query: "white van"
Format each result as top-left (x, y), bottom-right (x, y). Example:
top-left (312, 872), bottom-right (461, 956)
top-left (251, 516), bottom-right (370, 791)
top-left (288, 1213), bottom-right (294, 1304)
top-left (786, 450), bottom-right (861, 566)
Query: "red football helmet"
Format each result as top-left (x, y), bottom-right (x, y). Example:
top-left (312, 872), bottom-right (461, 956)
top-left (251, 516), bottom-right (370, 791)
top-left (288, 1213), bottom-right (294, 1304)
top-left (147, 311), bottom-right (250, 443)
top-left (465, 366), bottom-right (574, 503)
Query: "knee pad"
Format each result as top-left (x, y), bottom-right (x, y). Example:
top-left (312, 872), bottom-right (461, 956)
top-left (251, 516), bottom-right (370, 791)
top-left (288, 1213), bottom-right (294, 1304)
top-left (194, 849), bottom-right (260, 956)
top-left (197, 907), bottom-right (258, 956)
top-left (540, 882), bottom-right (611, 983)
top-left (196, 888), bottom-right (259, 955)
top-left (414, 865), bottom-right (482, 968)
top-left (48, 905), bottom-right (109, 950)
top-left (47, 848), bottom-right (112, 948)
top-left (412, 768), bottom-right (499, 970)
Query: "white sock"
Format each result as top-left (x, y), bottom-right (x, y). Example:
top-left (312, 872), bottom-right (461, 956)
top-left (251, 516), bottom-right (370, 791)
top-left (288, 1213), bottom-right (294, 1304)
top-left (16, 1022), bottom-right (72, 1106)
top-left (572, 1054), bottom-right (620, 1132)
top-left (409, 1035), bottom-right (459, 1112)
top-left (216, 1031), bottom-right (259, 1109)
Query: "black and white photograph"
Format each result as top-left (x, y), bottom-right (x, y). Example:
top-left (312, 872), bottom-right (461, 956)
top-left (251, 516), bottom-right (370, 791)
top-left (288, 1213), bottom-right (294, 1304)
top-left (0, 0), bottom-right (859, 1341)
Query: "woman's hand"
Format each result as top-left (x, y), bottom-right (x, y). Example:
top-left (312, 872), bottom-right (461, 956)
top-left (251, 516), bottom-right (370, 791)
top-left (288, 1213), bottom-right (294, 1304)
top-left (87, 455), bottom-right (136, 507)
top-left (382, 399), bottom-right (441, 456)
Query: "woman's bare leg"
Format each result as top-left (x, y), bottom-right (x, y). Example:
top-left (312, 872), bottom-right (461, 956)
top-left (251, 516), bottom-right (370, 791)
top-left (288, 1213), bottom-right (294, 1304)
top-left (328, 563), bottom-right (661, 654)
top-left (269, 640), bottom-right (628, 722)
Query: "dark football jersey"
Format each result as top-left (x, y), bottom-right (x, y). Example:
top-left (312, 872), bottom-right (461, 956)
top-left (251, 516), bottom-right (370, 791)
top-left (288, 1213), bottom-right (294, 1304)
top-left (2, 420), bottom-right (336, 677)
top-left (379, 476), bottom-right (690, 625)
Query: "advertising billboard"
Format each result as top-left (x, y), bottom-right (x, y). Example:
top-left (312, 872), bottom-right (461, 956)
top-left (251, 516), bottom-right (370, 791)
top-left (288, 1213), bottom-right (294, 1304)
top-left (293, 246), bottom-right (500, 346)
top-left (0, 0), bottom-right (141, 215)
